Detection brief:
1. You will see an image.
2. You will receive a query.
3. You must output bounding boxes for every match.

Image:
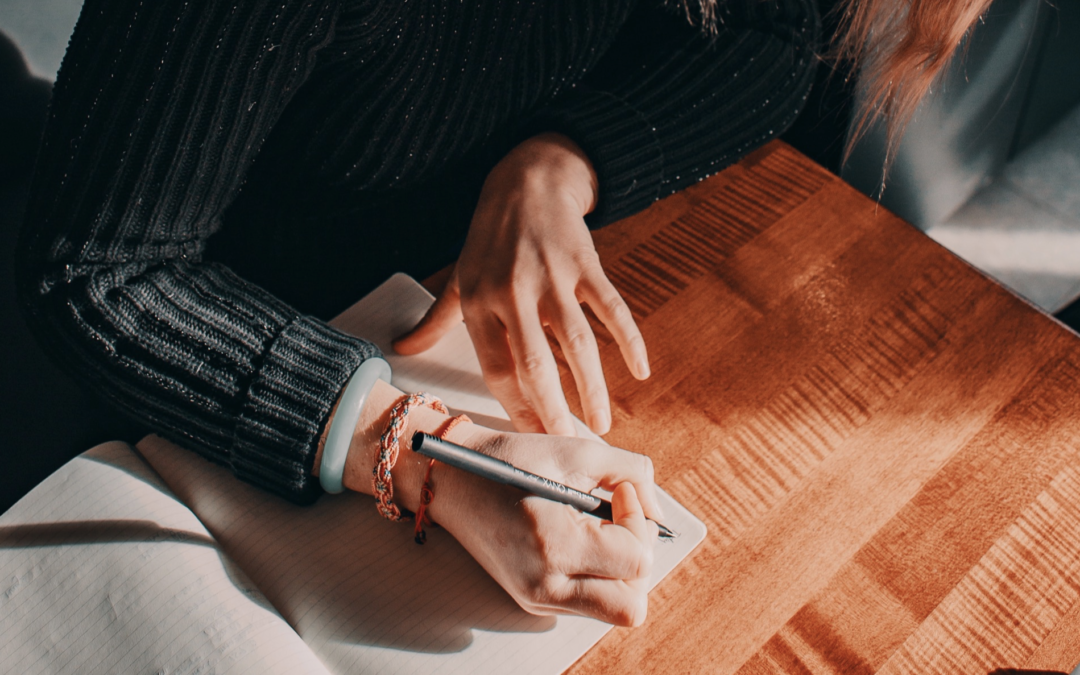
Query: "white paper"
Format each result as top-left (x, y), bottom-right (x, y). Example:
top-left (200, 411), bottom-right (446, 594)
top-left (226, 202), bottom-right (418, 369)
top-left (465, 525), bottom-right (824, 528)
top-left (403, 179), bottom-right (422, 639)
top-left (2, 273), bottom-right (705, 675)
top-left (0, 442), bottom-right (330, 675)
top-left (141, 273), bottom-right (706, 675)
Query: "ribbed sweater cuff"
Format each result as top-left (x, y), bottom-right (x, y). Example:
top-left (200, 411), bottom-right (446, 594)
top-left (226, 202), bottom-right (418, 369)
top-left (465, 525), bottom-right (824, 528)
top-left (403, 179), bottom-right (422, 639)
top-left (527, 88), bottom-right (665, 229)
top-left (232, 316), bottom-right (382, 504)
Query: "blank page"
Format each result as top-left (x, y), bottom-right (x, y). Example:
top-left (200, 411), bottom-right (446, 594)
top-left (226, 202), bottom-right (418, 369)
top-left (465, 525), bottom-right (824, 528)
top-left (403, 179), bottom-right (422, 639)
top-left (0, 442), bottom-right (330, 675)
top-left (139, 273), bottom-right (707, 675)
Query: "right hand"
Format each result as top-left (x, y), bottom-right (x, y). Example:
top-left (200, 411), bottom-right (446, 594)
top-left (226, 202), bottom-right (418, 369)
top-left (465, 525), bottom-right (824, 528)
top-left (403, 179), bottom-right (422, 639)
top-left (320, 379), bottom-right (662, 625)
top-left (433, 424), bottom-right (662, 626)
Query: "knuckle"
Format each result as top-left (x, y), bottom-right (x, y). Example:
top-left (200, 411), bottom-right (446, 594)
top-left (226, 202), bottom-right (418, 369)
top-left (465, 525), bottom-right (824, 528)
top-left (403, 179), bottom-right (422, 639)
top-left (458, 293), bottom-right (481, 315)
top-left (603, 294), bottom-right (632, 321)
top-left (570, 247), bottom-right (603, 272)
top-left (456, 274), bottom-right (484, 302)
top-left (563, 328), bottom-right (595, 355)
top-left (518, 352), bottom-right (548, 378)
top-left (504, 282), bottom-right (530, 308)
top-left (582, 376), bottom-right (607, 400)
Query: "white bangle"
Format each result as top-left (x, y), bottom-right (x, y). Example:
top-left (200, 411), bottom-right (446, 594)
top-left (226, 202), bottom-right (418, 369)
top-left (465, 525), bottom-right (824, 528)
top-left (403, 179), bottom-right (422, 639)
top-left (320, 357), bottom-right (392, 494)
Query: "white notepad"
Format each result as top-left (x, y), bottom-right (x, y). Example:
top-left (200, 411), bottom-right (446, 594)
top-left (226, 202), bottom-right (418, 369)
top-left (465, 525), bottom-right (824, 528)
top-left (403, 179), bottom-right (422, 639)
top-left (0, 273), bottom-right (706, 674)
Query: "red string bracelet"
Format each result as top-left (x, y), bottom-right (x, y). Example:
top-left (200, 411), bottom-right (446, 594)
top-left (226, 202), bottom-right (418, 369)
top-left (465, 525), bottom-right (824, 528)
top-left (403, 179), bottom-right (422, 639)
top-left (414, 414), bottom-right (471, 545)
top-left (374, 392), bottom-right (448, 521)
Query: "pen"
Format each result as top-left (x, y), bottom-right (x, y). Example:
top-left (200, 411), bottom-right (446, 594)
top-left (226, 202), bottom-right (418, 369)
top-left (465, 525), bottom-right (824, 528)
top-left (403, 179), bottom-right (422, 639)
top-left (411, 432), bottom-right (677, 540)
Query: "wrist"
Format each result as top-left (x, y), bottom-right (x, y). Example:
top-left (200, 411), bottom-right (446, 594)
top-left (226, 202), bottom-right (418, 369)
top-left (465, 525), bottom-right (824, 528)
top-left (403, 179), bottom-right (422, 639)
top-left (315, 378), bottom-right (509, 526)
top-left (490, 133), bottom-right (598, 215)
top-left (315, 359), bottom-right (392, 494)
top-left (421, 423), bottom-right (512, 535)
top-left (342, 381), bottom-right (453, 510)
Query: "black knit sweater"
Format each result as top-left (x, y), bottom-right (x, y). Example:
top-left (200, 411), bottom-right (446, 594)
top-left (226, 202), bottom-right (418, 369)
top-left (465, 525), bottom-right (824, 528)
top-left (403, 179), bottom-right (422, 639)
top-left (17, 0), bottom-right (818, 503)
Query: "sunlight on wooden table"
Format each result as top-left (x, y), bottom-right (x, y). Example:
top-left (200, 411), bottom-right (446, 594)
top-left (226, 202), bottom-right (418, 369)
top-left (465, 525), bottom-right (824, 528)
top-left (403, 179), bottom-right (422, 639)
top-left (532, 141), bottom-right (1080, 675)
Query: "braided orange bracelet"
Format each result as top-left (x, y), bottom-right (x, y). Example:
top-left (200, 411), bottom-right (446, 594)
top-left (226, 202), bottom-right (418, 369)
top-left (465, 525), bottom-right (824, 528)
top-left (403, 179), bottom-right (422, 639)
top-left (374, 392), bottom-right (448, 521)
top-left (414, 413), bottom-right (471, 545)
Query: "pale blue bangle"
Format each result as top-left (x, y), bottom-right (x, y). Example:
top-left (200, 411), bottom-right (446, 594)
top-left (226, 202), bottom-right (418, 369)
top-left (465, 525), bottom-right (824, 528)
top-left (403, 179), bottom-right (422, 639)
top-left (320, 357), bottom-right (392, 494)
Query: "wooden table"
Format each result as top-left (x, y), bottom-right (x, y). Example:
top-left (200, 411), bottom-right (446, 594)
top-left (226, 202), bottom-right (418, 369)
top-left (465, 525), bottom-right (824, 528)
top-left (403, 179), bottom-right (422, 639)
top-left (555, 141), bottom-right (1080, 674)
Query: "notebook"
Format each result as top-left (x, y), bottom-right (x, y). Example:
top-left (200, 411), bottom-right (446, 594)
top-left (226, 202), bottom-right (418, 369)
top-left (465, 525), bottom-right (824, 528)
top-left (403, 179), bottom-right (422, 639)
top-left (0, 273), bottom-right (706, 674)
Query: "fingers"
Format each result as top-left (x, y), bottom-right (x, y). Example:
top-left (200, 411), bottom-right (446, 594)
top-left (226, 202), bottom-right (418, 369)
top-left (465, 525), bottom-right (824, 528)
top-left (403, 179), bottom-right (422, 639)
top-left (610, 481), bottom-right (658, 543)
top-left (516, 489), bottom-right (653, 627)
top-left (579, 269), bottom-right (650, 381)
top-left (546, 293), bottom-right (610, 435)
top-left (574, 444), bottom-right (664, 524)
top-left (574, 484), bottom-right (655, 579)
top-left (502, 308), bottom-right (577, 437)
top-left (465, 311), bottom-right (546, 433)
top-left (546, 486), bottom-right (653, 626)
top-left (392, 275), bottom-right (464, 355)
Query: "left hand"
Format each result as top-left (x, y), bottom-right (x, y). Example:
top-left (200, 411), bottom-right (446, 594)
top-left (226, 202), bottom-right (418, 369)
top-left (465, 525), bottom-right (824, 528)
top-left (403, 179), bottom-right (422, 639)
top-left (393, 133), bottom-right (650, 436)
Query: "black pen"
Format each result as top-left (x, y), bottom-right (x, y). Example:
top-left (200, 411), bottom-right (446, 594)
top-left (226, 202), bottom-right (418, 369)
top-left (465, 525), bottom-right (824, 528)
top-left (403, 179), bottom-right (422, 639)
top-left (411, 432), bottom-right (677, 540)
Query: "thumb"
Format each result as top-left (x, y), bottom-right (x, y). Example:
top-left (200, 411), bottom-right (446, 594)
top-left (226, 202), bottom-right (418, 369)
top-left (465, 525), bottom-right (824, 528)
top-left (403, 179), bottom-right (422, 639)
top-left (393, 273), bottom-right (464, 355)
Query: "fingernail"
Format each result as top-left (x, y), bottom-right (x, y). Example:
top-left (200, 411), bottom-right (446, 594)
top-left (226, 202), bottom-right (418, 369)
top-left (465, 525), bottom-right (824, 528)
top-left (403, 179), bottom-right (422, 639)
top-left (636, 357), bottom-right (651, 380)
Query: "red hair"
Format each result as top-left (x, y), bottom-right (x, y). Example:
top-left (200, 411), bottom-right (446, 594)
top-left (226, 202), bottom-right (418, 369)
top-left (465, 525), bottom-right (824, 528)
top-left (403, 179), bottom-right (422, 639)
top-left (832, 0), bottom-right (994, 162)
top-left (686, 0), bottom-right (992, 164)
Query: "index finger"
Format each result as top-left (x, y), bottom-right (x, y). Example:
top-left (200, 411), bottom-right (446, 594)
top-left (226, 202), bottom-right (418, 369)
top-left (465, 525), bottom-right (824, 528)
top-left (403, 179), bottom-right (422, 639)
top-left (573, 444), bottom-right (664, 524)
top-left (573, 483), bottom-right (656, 580)
top-left (580, 270), bottom-right (649, 380)
top-left (609, 481), bottom-right (657, 545)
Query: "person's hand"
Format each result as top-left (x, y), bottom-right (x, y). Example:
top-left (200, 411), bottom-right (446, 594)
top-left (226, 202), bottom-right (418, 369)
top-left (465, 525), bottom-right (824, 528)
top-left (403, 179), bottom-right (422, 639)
top-left (435, 424), bottom-right (663, 626)
top-left (316, 379), bottom-right (663, 625)
top-left (393, 133), bottom-right (650, 437)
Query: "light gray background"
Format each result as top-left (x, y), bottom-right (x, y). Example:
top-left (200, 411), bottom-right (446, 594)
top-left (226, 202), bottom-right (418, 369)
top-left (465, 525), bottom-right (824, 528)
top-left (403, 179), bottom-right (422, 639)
top-left (0, 0), bottom-right (82, 78)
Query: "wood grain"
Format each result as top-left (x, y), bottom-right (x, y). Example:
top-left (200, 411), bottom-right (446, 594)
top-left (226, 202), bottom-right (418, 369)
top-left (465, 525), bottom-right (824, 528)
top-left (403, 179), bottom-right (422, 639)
top-left (563, 142), bottom-right (1080, 675)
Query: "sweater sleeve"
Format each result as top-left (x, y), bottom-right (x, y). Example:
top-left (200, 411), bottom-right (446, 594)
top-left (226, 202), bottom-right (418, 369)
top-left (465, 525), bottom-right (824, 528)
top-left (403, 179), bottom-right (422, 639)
top-left (525, 0), bottom-right (820, 227)
top-left (15, 0), bottom-right (380, 504)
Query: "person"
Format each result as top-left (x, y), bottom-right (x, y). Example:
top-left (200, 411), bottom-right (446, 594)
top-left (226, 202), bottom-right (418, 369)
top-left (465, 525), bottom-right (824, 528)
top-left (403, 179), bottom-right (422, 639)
top-left (15, 0), bottom-right (821, 626)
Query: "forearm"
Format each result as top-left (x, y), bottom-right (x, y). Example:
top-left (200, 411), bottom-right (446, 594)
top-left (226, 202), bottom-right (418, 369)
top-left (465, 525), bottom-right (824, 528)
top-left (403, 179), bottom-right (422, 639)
top-left (16, 0), bottom-right (347, 502)
top-left (20, 258), bottom-right (379, 500)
